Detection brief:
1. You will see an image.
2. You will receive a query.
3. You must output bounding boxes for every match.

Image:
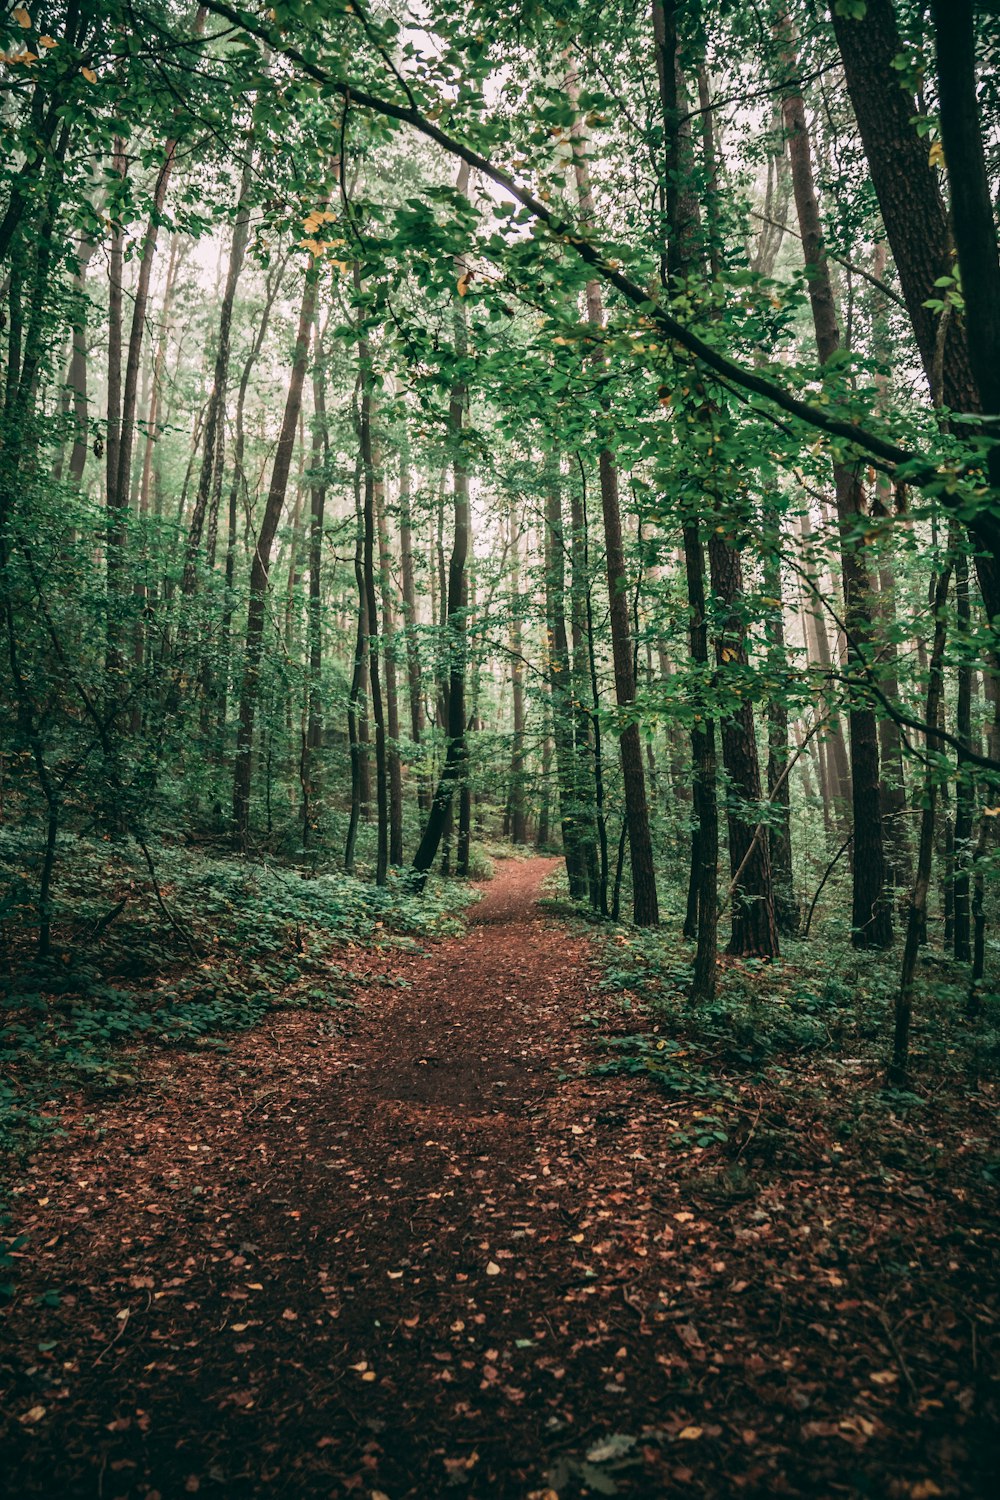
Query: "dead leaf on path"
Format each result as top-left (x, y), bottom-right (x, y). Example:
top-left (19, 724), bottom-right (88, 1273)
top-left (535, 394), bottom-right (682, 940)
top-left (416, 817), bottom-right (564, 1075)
top-left (677, 1426), bottom-right (703, 1440)
top-left (486, 1260), bottom-right (500, 1275)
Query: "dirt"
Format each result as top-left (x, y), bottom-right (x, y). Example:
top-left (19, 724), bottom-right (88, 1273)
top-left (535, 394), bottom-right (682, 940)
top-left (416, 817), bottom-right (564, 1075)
top-left (0, 856), bottom-right (996, 1498)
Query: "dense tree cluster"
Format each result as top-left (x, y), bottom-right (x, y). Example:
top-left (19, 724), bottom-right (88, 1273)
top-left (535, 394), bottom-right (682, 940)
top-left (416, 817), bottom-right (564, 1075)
top-left (1, 0), bottom-right (999, 1082)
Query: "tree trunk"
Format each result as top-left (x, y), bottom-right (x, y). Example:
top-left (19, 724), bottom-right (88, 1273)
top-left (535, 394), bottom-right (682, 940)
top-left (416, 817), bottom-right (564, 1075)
top-left (218, 254), bottom-right (287, 741)
top-left (831, 0), bottom-right (1000, 618)
top-left (356, 313), bottom-right (389, 887)
top-left (66, 231), bottom-right (97, 486)
top-left (412, 162), bottom-right (472, 881)
top-left (708, 530), bottom-right (780, 957)
top-left (232, 267), bottom-right (317, 847)
top-left (953, 547), bottom-right (973, 960)
top-left (683, 519), bottom-right (718, 1001)
top-left (544, 464), bottom-right (588, 895)
top-left (763, 547), bottom-right (799, 933)
top-left (781, 39), bottom-right (892, 948)
top-left (397, 441), bottom-right (428, 810)
top-left (568, 75), bottom-right (658, 926)
top-left (183, 157), bottom-right (253, 592)
top-left (375, 441), bottom-right (404, 866)
top-left (345, 455), bottom-right (369, 876)
top-left (507, 495), bottom-right (528, 844)
top-left (891, 561), bottom-right (953, 1085)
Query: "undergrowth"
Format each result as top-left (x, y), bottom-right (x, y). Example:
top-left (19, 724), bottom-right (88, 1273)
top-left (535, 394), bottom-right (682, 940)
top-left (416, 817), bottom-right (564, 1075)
top-left (0, 831), bottom-right (474, 1152)
top-left (586, 920), bottom-right (1000, 1163)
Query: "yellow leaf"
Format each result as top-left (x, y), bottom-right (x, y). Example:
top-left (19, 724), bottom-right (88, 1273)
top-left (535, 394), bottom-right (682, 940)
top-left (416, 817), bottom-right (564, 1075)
top-left (81, 65), bottom-right (96, 82)
top-left (678, 1425), bottom-right (703, 1440)
top-left (361, 1370), bottom-right (377, 1381)
top-left (38, 34), bottom-right (56, 48)
top-left (457, 270), bottom-right (472, 296)
top-left (20, 1406), bottom-right (46, 1425)
top-left (928, 140), bottom-right (945, 169)
top-left (486, 1260), bottom-right (500, 1275)
top-left (13, 7), bottom-right (31, 27)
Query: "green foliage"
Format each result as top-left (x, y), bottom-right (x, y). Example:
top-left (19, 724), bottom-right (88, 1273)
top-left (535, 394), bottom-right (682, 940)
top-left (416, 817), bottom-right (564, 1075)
top-left (0, 833), bottom-right (473, 1149)
top-left (594, 922), bottom-right (1000, 1097)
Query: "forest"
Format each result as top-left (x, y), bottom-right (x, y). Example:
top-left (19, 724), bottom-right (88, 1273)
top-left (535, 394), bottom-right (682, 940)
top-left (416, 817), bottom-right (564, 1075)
top-left (0, 0), bottom-right (998, 1495)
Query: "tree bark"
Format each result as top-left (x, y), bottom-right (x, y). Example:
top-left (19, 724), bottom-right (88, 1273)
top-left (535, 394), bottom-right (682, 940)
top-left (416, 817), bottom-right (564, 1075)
top-left (708, 531), bottom-right (780, 957)
top-left (232, 267), bottom-right (317, 846)
top-left (375, 441), bottom-right (404, 866)
top-left (412, 162), bottom-right (472, 881)
top-left (781, 36), bottom-right (892, 948)
top-left (183, 157), bottom-right (253, 592)
top-left (831, 0), bottom-right (1000, 619)
top-left (568, 72), bottom-right (659, 926)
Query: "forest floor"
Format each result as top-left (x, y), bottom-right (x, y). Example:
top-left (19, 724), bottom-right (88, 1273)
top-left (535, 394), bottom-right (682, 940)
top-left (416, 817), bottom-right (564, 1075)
top-left (0, 856), bottom-right (996, 1498)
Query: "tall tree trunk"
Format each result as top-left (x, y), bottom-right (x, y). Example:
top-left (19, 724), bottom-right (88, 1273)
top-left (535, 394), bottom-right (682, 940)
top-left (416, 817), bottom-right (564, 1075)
top-left (136, 234), bottom-right (180, 518)
top-left (183, 156), bottom-right (253, 592)
top-left (412, 163), bottom-right (472, 881)
top-left (569, 473), bottom-right (603, 908)
top-left (683, 519), bottom-right (718, 1001)
top-left (507, 495), bottom-right (528, 845)
top-left (708, 529), bottom-right (780, 957)
top-left (105, 136), bottom-right (126, 674)
top-left (568, 74), bottom-right (659, 926)
top-left (345, 454), bottom-right (369, 876)
top-left (544, 463), bottom-right (588, 895)
top-left (891, 561), bottom-right (953, 1085)
top-left (375, 442), bottom-right (404, 866)
top-left (831, 0), bottom-right (1000, 618)
top-left (764, 547), bottom-right (799, 933)
top-left (953, 546), bottom-right (973, 960)
top-left (781, 38), bottom-right (892, 948)
top-left (218, 254), bottom-right (287, 741)
top-left (66, 231), bottom-right (97, 486)
top-left (232, 267), bottom-right (317, 847)
top-left (397, 440), bottom-right (428, 809)
top-left (797, 509), bottom-right (852, 809)
top-left (356, 312), bottom-right (389, 886)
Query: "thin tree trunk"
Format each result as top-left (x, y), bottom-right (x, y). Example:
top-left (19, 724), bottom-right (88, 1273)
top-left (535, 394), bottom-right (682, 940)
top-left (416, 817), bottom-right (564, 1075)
top-left (683, 519), bottom-right (718, 1001)
top-left (891, 560), bottom-right (953, 1085)
top-left (397, 439), bottom-right (428, 809)
top-left (345, 453), bottom-right (368, 875)
top-left (375, 440), bottom-right (404, 866)
top-left (764, 547), bottom-right (799, 933)
top-left (953, 546), bottom-right (973, 960)
top-left (708, 530), bottom-right (780, 957)
top-left (507, 495), bottom-right (528, 845)
top-left (544, 463), bottom-right (588, 894)
top-left (183, 156), bottom-right (253, 592)
top-left (232, 267), bottom-right (317, 846)
top-left (67, 231), bottom-right (97, 486)
top-left (568, 74), bottom-right (658, 926)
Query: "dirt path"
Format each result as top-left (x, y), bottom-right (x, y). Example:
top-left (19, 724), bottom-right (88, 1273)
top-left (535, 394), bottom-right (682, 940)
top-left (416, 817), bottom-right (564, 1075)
top-left (1, 858), bottom-right (994, 1498)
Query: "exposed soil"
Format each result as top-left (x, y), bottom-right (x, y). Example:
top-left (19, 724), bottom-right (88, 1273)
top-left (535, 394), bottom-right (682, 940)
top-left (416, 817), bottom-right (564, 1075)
top-left (0, 857), bottom-right (996, 1498)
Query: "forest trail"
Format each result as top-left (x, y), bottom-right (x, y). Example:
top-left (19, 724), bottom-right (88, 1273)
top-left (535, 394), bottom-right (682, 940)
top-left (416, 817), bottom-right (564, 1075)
top-left (1, 859), bottom-right (992, 1498)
